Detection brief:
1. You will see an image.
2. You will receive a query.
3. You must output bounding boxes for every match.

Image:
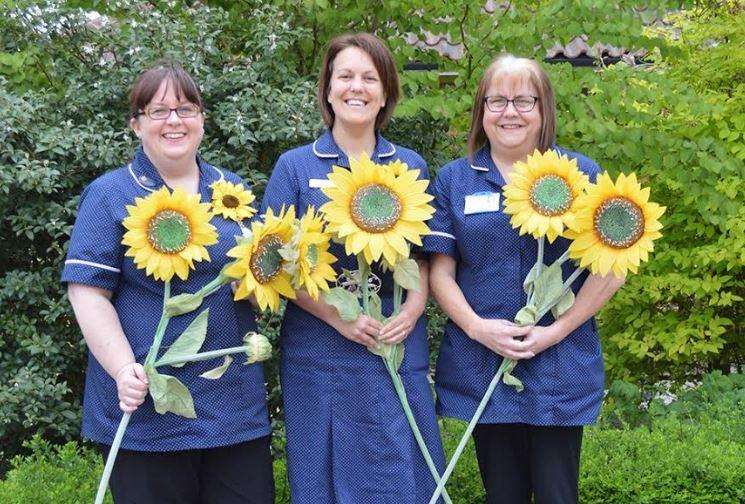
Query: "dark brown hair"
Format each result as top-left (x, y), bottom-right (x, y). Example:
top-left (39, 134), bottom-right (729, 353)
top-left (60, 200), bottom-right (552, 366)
top-left (317, 33), bottom-right (399, 131)
top-left (467, 54), bottom-right (557, 158)
top-left (129, 59), bottom-right (203, 119)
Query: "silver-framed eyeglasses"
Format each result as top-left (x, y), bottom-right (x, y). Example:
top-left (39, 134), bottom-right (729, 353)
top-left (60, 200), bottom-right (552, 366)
top-left (136, 103), bottom-right (201, 121)
top-left (484, 95), bottom-right (539, 113)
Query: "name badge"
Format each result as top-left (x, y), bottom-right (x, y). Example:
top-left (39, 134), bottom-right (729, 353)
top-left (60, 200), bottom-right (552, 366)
top-left (464, 191), bottom-right (500, 215)
top-left (309, 178), bottom-right (333, 188)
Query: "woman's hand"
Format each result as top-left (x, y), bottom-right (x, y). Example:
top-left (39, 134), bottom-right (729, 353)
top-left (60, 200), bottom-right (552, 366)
top-left (336, 314), bottom-right (382, 348)
top-left (523, 324), bottom-right (564, 357)
top-left (379, 307), bottom-right (418, 344)
top-left (115, 362), bottom-right (149, 413)
top-left (467, 318), bottom-right (535, 360)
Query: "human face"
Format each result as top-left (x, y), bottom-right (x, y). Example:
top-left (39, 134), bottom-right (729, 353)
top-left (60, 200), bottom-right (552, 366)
top-left (327, 46), bottom-right (386, 129)
top-left (482, 74), bottom-right (541, 155)
top-left (130, 78), bottom-right (204, 167)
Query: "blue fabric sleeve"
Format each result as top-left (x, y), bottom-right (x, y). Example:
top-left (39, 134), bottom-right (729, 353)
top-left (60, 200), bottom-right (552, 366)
top-left (61, 180), bottom-right (124, 291)
top-left (423, 167), bottom-right (459, 259)
top-left (260, 154), bottom-right (299, 214)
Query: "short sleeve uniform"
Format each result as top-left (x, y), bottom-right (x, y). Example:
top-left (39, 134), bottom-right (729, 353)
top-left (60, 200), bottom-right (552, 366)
top-left (423, 146), bottom-right (604, 426)
top-left (61, 147), bottom-right (270, 451)
top-left (261, 130), bottom-right (445, 504)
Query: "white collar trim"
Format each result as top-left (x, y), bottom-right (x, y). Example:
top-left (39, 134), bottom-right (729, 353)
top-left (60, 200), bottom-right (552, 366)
top-left (470, 164), bottom-right (488, 172)
top-left (312, 139), bottom-right (339, 159)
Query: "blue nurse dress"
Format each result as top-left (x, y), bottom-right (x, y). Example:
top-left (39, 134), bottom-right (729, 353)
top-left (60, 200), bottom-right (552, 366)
top-left (61, 147), bottom-right (271, 451)
top-left (423, 145), bottom-right (604, 426)
top-left (261, 130), bottom-right (445, 504)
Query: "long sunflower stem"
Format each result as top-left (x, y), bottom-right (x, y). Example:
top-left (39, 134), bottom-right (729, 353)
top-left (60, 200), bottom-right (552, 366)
top-left (429, 265), bottom-right (588, 504)
top-left (384, 358), bottom-right (452, 504)
top-left (96, 281), bottom-right (172, 504)
top-left (428, 358), bottom-right (512, 504)
top-left (155, 345), bottom-right (249, 368)
top-left (536, 236), bottom-right (545, 275)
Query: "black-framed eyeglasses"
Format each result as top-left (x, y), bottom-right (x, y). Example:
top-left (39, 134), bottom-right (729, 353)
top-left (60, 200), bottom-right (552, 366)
top-left (135, 103), bottom-right (201, 121)
top-left (484, 95), bottom-right (539, 113)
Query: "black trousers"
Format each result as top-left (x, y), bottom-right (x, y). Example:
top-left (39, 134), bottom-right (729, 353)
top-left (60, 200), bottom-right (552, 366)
top-left (472, 423), bottom-right (583, 504)
top-left (99, 436), bottom-right (274, 504)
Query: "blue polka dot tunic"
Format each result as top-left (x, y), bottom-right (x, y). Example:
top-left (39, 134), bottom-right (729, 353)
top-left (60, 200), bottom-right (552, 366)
top-left (423, 145), bottom-right (604, 426)
top-left (261, 130), bottom-right (446, 504)
top-left (61, 147), bottom-right (271, 451)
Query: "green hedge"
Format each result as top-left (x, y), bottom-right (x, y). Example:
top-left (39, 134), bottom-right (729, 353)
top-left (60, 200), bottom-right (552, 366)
top-left (3, 373), bottom-right (743, 503)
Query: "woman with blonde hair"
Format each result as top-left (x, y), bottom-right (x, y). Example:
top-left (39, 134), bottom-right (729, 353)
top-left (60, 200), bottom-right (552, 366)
top-left (424, 54), bottom-right (625, 503)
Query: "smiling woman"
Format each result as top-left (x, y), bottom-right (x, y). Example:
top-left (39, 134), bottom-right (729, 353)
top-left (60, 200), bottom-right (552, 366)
top-left (61, 60), bottom-right (274, 503)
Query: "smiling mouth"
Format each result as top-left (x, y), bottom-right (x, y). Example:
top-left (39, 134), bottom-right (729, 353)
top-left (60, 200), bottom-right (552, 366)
top-left (345, 99), bottom-right (367, 108)
top-left (162, 132), bottom-right (187, 139)
top-left (498, 124), bottom-right (524, 129)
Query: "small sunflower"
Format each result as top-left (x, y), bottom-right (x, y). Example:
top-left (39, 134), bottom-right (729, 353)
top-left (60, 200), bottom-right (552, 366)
top-left (209, 180), bottom-right (256, 222)
top-left (224, 206), bottom-right (297, 312)
top-left (122, 187), bottom-right (217, 282)
top-left (566, 172), bottom-right (665, 277)
top-left (295, 207), bottom-right (337, 300)
top-left (320, 154), bottom-right (434, 266)
top-left (502, 149), bottom-right (590, 243)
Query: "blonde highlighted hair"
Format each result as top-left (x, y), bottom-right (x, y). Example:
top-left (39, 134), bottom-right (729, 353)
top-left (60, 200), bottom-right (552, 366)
top-left (467, 54), bottom-right (557, 158)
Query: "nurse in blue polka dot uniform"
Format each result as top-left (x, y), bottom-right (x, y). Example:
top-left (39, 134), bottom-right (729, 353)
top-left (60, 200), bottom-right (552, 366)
top-left (62, 60), bottom-right (274, 503)
top-left (424, 54), bottom-right (626, 504)
top-left (261, 33), bottom-right (445, 503)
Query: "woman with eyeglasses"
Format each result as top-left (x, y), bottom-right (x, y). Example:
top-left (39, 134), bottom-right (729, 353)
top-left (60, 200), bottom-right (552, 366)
top-left (423, 54), bottom-right (625, 504)
top-left (62, 60), bottom-right (274, 503)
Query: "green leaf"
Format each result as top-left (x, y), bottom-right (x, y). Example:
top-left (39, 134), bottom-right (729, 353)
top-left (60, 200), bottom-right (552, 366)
top-left (323, 287), bottom-right (362, 322)
top-left (146, 368), bottom-right (196, 418)
top-left (515, 304), bottom-right (538, 326)
top-left (369, 292), bottom-right (384, 322)
top-left (503, 371), bottom-right (524, 392)
top-left (523, 261), bottom-right (543, 297)
top-left (531, 262), bottom-right (565, 312)
top-left (165, 292), bottom-right (205, 317)
top-left (199, 355), bottom-right (233, 380)
top-left (393, 258), bottom-right (420, 291)
top-left (156, 309), bottom-right (210, 368)
top-left (392, 343), bottom-right (405, 371)
top-left (551, 289), bottom-right (575, 319)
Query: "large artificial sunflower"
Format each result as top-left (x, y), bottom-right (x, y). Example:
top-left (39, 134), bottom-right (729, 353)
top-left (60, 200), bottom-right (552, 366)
top-left (320, 154), bottom-right (434, 266)
top-left (502, 149), bottom-right (590, 243)
top-left (295, 207), bottom-right (337, 300)
top-left (122, 187), bottom-right (218, 281)
top-left (224, 206), bottom-right (297, 312)
top-left (566, 172), bottom-right (665, 277)
top-left (209, 180), bottom-right (256, 222)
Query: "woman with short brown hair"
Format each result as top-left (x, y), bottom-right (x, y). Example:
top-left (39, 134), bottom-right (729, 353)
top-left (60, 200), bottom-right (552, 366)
top-left (63, 60), bottom-right (274, 503)
top-left (424, 54), bottom-right (625, 504)
top-left (261, 33), bottom-right (445, 503)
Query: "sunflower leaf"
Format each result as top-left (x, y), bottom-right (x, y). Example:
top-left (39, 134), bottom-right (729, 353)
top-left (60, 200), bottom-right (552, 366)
top-left (368, 292), bottom-right (384, 322)
top-left (522, 261), bottom-right (545, 298)
top-left (531, 261), bottom-right (564, 313)
top-left (199, 355), bottom-right (233, 380)
top-left (164, 292), bottom-right (205, 317)
top-left (551, 289), bottom-right (575, 319)
top-left (515, 304), bottom-right (538, 326)
top-left (323, 287), bottom-right (362, 322)
top-left (503, 371), bottom-right (524, 392)
top-left (156, 309), bottom-right (210, 368)
top-left (146, 368), bottom-right (196, 418)
top-left (393, 258), bottom-right (420, 291)
top-left (392, 343), bottom-right (405, 371)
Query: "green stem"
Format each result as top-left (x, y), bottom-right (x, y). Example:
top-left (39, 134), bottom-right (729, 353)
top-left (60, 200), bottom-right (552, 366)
top-left (536, 235), bottom-right (545, 275)
top-left (393, 282), bottom-right (403, 316)
top-left (385, 358), bottom-right (453, 504)
top-left (428, 358), bottom-right (512, 504)
top-left (358, 255), bottom-right (371, 315)
top-left (154, 345), bottom-right (248, 368)
top-left (144, 281), bottom-right (171, 368)
top-left (94, 411), bottom-right (131, 504)
top-left (195, 273), bottom-right (229, 299)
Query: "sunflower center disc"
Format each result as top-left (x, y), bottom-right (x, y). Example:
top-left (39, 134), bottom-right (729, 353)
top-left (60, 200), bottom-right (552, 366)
top-left (249, 234), bottom-right (283, 284)
top-left (350, 184), bottom-right (402, 233)
top-left (222, 194), bottom-right (240, 209)
top-left (147, 210), bottom-right (191, 254)
top-left (594, 197), bottom-right (645, 249)
top-left (306, 244), bottom-right (319, 269)
top-left (529, 174), bottom-right (573, 216)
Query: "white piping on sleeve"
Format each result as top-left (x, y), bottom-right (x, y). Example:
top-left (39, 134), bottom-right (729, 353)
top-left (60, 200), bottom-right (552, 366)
top-left (65, 259), bottom-right (121, 273)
